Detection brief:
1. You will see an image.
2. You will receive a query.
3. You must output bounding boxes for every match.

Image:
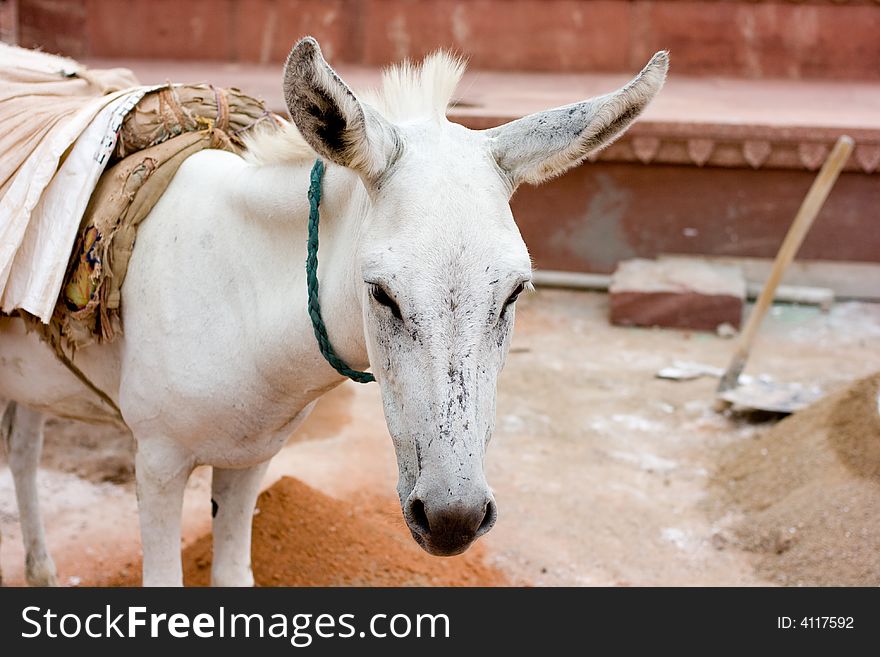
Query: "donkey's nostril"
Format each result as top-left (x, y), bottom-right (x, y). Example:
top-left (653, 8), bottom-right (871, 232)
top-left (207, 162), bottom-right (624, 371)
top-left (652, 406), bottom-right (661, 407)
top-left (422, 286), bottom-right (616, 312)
top-left (408, 498), bottom-right (431, 535)
top-left (404, 489), bottom-right (496, 555)
top-left (477, 498), bottom-right (497, 536)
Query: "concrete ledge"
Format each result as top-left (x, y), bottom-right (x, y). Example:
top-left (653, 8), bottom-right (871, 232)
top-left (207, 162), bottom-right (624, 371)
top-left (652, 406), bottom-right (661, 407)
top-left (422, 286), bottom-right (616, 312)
top-left (83, 58), bottom-right (880, 174)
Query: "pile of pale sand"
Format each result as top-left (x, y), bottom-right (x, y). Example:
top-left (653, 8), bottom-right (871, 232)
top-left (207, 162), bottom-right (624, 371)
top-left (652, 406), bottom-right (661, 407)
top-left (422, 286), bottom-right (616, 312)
top-left (714, 372), bottom-right (880, 585)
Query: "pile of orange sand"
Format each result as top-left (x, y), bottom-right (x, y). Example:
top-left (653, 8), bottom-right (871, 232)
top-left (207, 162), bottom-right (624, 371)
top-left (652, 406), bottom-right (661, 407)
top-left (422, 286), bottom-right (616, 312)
top-left (714, 373), bottom-right (880, 586)
top-left (107, 476), bottom-right (507, 587)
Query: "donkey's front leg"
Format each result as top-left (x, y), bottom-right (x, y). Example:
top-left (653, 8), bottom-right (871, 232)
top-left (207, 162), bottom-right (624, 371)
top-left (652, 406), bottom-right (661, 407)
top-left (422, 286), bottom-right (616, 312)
top-left (210, 461), bottom-right (270, 587)
top-left (134, 437), bottom-right (194, 586)
top-left (3, 402), bottom-right (57, 586)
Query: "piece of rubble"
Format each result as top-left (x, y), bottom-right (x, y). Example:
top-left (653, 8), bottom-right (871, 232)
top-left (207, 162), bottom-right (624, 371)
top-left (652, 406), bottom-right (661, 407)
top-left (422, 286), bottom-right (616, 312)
top-left (610, 258), bottom-right (746, 331)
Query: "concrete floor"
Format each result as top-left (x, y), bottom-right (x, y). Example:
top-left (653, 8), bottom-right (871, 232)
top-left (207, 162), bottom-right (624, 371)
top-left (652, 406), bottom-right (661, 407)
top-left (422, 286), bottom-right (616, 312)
top-left (2, 288), bottom-right (880, 586)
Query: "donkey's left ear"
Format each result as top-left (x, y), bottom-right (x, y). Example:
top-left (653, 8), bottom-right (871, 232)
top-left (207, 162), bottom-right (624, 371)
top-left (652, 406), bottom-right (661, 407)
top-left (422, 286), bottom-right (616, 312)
top-left (283, 37), bottom-right (400, 181)
top-left (486, 51), bottom-right (668, 189)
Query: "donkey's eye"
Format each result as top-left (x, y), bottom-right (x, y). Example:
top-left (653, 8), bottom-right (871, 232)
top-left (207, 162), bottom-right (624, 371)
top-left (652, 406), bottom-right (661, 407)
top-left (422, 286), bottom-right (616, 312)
top-left (504, 283), bottom-right (525, 308)
top-left (371, 284), bottom-right (402, 320)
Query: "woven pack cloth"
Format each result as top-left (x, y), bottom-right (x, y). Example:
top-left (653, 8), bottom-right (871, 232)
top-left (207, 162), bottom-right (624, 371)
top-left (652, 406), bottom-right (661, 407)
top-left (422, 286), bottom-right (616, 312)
top-left (31, 83), bottom-right (282, 353)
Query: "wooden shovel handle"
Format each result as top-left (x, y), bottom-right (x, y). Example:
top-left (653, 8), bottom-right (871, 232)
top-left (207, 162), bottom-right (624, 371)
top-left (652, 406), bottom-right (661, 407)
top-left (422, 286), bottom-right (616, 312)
top-left (717, 135), bottom-right (854, 393)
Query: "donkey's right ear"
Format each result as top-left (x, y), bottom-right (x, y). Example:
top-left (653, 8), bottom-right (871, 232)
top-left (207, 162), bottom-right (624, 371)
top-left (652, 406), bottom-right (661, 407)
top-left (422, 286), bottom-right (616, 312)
top-left (283, 37), bottom-right (400, 181)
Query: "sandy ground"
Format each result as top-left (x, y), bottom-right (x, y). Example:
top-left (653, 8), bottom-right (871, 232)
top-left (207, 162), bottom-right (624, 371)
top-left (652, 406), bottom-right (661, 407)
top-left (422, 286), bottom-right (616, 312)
top-left (2, 288), bottom-right (879, 586)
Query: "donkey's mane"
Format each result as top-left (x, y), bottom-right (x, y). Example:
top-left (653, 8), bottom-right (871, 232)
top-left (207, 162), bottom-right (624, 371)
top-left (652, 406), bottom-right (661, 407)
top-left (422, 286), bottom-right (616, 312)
top-left (243, 50), bottom-right (465, 166)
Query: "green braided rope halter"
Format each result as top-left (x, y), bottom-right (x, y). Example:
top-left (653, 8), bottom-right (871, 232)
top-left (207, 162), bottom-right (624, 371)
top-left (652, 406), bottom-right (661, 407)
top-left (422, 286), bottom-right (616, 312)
top-left (306, 159), bottom-right (376, 384)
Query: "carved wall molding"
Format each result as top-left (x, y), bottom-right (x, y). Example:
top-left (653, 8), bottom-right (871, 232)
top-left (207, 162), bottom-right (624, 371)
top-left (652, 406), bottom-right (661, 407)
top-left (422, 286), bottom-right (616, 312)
top-left (455, 112), bottom-right (879, 174)
top-left (590, 124), bottom-right (880, 173)
top-left (621, 0), bottom-right (880, 4)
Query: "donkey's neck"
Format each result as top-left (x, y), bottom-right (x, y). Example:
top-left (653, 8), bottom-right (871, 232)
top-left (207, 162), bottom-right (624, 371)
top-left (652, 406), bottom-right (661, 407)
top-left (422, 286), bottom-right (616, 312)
top-left (237, 160), bottom-right (371, 387)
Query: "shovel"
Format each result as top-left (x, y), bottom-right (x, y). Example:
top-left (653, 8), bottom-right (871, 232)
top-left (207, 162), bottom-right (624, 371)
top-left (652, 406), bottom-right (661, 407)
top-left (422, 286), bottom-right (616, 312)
top-left (715, 135), bottom-right (854, 413)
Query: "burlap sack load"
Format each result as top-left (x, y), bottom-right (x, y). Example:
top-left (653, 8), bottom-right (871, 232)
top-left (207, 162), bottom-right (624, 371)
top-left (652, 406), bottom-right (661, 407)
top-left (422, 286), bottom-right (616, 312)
top-left (59, 130), bottom-right (228, 348)
top-left (1, 47), bottom-right (282, 419)
top-left (0, 44), bottom-right (142, 314)
top-left (115, 84), bottom-right (274, 158)
top-left (42, 84), bottom-right (281, 351)
top-left (0, 43), bottom-right (138, 197)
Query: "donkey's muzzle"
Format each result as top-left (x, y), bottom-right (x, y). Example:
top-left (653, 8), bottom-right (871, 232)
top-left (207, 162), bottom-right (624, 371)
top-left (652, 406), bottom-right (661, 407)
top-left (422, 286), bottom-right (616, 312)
top-left (404, 490), bottom-right (497, 556)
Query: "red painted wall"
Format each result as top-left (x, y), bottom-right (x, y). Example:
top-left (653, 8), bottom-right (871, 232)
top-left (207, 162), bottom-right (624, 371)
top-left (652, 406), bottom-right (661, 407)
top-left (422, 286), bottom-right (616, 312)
top-left (14, 0), bottom-right (880, 80)
top-left (512, 164), bottom-right (880, 272)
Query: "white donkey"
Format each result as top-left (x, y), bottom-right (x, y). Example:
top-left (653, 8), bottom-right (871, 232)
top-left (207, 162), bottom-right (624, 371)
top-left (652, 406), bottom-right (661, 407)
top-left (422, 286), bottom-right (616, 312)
top-left (0, 37), bottom-right (667, 586)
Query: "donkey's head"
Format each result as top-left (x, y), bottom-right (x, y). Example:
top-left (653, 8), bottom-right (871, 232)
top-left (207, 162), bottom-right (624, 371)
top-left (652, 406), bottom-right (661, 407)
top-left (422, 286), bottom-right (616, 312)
top-left (284, 37), bottom-right (667, 555)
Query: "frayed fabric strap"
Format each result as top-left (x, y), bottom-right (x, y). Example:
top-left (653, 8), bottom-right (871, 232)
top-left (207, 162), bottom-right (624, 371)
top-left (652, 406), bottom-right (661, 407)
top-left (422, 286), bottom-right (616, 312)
top-left (306, 160), bottom-right (375, 383)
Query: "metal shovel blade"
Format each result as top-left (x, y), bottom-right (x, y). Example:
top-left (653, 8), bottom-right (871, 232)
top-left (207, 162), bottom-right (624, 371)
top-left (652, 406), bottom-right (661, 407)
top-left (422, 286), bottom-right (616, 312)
top-left (718, 378), bottom-right (824, 414)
